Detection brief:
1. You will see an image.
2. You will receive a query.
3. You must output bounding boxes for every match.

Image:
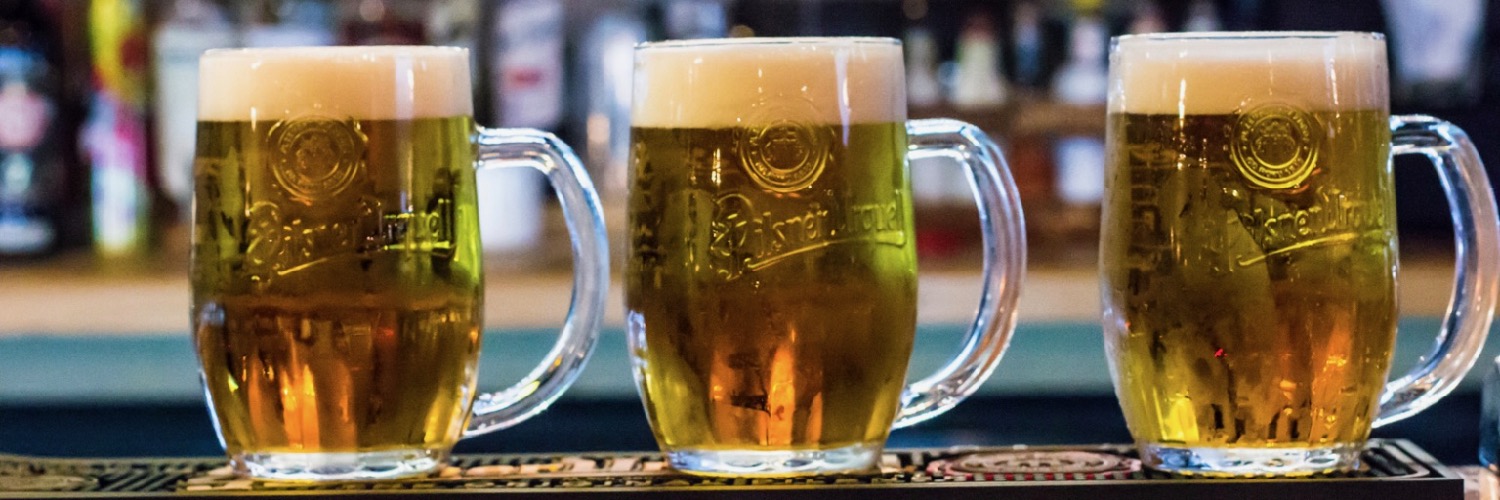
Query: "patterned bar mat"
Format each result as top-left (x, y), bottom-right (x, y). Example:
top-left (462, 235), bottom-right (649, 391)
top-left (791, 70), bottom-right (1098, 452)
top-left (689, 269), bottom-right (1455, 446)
top-left (0, 440), bottom-right (1462, 499)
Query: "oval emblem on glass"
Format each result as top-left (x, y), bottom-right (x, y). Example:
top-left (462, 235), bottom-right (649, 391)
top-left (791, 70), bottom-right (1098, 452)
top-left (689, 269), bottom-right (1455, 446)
top-left (737, 99), bottom-right (832, 193)
top-left (1231, 102), bottom-right (1319, 190)
top-left (267, 115), bottom-right (366, 203)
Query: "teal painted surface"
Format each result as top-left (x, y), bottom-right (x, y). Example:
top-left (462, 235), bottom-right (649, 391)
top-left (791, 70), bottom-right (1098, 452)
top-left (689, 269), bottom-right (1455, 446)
top-left (0, 318), bottom-right (1489, 404)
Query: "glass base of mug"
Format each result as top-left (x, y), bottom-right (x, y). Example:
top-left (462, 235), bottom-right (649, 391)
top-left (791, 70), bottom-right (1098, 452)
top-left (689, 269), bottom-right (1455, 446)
top-left (667, 443), bottom-right (882, 477)
top-left (234, 448), bottom-right (448, 481)
top-left (1140, 443), bottom-right (1363, 476)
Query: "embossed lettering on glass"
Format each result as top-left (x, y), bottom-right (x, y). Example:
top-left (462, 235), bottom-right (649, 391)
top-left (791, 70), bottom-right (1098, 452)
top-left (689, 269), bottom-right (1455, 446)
top-left (1101, 32), bottom-right (1500, 476)
top-left (191, 47), bottom-right (609, 481)
top-left (627, 38), bottom-right (1027, 477)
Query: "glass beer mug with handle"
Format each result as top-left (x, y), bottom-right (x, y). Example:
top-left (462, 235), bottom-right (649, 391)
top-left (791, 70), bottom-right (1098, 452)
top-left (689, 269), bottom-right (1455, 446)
top-left (191, 46), bottom-right (608, 481)
top-left (627, 37), bottom-right (1026, 477)
top-left (1101, 32), bottom-right (1500, 476)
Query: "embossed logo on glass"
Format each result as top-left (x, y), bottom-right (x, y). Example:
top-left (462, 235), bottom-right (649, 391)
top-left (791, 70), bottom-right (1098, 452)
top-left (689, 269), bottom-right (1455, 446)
top-left (241, 194), bottom-right (458, 285)
top-left (1231, 102), bottom-right (1318, 189)
top-left (268, 115), bottom-right (366, 203)
top-left (1226, 187), bottom-right (1384, 267)
top-left (709, 190), bottom-right (907, 281)
top-left (736, 100), bottom-right (831, 193)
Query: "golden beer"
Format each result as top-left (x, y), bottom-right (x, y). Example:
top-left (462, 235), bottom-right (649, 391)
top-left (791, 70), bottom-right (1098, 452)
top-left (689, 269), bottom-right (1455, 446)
top-left (194, 45), bottom-right (608, 482)
top-left (1102, 110), bottom-right (1397, 448)
top-left (192, 116), bottom-right (482, 456)
top-left (628, 123), bottom-right (917, 451)
top-left (1099, 33), bottom-right (1425, 474)
top-left (624, 38), bottom-right (996, 476)
top-left (182, 47), bottom-right (609, 481)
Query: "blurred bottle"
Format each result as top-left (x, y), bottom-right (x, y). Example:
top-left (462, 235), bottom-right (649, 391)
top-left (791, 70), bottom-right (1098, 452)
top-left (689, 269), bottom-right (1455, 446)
top-left (479, 0), bottom-right (564, 257)
top-left (153, 0), bottom-right (235, 262)
top-left (38, 0), bottom-right (92, 255)
top-left (579, 8), bottom-right (647, 201)
top-left (426, 0), bottom-right (480, 51)
top-left (1003, 0), bottom-right (1061, 256)
top-left (1052, 15), bottom-right (1107, 106)
top-left (1128, 0), bottom-right (1167, 34)
top-left (242, 0), bottom-right (335, 48)
top-left (949, 12), bottom-right (1007, 109)
top-left (661, 0), bottom-right (727, 40)
top-left (341, 0), bottom-right (425, 46)
top-left (1183, 0), bottom-right (1223, 32)
top-left (1048, 10), bottom-right (1108, 258)
top-left (491, 0), bottom-right (563, 131)
top-left (1381, 0), bottom-right (1486, 108)
top-left (84, 0), bottom-right (154, 261)
top-left (426, 0), bottom-right (478, 102)
top-left (578, 6), bottom-right (647, 269)
top-left (904, 26), bottom-right (942, 108)
top-left (1011, 1), bottom-right (1046, 90)
top-left (0, 1), bottom-right (65, 260)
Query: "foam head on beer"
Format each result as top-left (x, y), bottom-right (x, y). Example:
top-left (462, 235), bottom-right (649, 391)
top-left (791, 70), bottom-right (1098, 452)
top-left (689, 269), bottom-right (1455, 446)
top-left (1109, 32), bottom-right (1388, 115)
top-left (198, 46), bottom-right (473, 122)
top-left (631, 37), bottom-right (907, 128)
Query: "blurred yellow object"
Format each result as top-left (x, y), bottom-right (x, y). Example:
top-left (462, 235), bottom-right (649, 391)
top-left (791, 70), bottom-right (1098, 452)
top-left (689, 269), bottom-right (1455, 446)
top-left (1070, 0), bottom-right (1104, 16)
top-left (85, 0), bottom-right (154, 260)
top-left (88, 0), bottom-right (147, 107)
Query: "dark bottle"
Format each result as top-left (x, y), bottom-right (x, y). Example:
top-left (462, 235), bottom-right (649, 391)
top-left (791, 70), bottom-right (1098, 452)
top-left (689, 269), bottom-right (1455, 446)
top-left (339, 0), bottom-right (426, 46)
top-left (0, 1), bottom-right (66, 259)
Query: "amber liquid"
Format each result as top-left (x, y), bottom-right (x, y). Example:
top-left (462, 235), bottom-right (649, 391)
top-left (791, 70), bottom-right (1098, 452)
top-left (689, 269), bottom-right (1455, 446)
top-left (1101, 110), bottom-right (1398, 449)
top-left (191, 117), bottom-right (483, 455)
top-left (627, 123), bottom-right (918, 452)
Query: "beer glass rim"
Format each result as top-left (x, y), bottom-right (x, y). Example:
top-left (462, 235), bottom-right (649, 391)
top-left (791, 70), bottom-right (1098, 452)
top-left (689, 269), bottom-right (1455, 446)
top-left (201, 45), bottom-right (468, 60)
top-left (636, 36), bottom-right (900, 52)
top-left (1112, 31), bottom-right (1383, 45)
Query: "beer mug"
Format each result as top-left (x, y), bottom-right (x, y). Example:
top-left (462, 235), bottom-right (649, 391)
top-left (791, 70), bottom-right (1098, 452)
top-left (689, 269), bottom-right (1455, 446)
top-left (190, 47), bottom-right (608, 480)
top-left (627, 37), bottom-right (1026, 476)
top-left (1101, 32), bottom-right (1500, 475)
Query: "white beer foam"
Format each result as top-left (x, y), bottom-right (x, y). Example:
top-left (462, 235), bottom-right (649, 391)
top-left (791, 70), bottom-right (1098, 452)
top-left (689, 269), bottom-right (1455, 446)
top-left (632, 38), bottom-right (906, 128)
top-left (199, 46), bottom-right (472, 121)
top-left (1110, 33), bottom-right (1388, 115)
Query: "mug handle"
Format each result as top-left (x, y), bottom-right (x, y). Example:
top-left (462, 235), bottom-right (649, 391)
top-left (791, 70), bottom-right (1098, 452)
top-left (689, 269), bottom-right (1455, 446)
top-left (892, 119), bottom-right (1027, 428)
top-left (462, 127), bottom-right (610, 437)
top-left (1376, 115), bottom-right (1500, 426)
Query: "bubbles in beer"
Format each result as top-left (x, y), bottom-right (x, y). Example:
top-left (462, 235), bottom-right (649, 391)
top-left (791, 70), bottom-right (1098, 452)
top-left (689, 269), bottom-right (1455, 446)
top-left (627, 122), bottom-right (916, 451)
top-left (1102, 110), bottom-right (1397, 450)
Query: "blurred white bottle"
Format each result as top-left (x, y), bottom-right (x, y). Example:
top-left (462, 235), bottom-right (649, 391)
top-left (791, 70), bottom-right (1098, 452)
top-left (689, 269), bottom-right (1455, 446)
top-left (949, 12), bottom-right (1007, 108)
top-left (152, 0), bottom-right (235, 222)
top-left (479, 0), bottom-right (563, 254)
top-left (905, 26), bottom-right (942, 108)
top-left (1129, 0), bottom-right (1167, 34)
top-left (1051, 15), bottom-right (1107, 211)
top-left (1183, 0), bottom-right (1222, 32)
